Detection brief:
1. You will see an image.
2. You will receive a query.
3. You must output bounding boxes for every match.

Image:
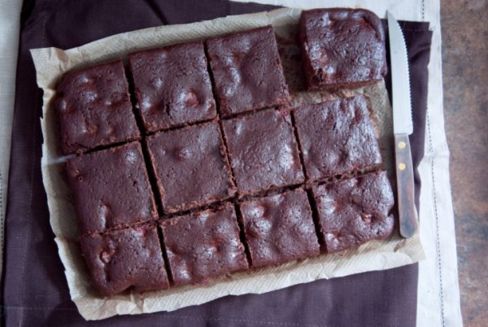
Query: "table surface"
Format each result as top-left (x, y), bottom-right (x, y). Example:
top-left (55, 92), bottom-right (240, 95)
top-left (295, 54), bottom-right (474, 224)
top-left (0, 0), bottom-right (482, 325)
top-left (441, 1), bottom-right (488, 326)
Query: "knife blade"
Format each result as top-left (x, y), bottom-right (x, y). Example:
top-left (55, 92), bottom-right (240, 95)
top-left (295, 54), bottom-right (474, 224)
top-left (387, 11), bottom-right (417, 238)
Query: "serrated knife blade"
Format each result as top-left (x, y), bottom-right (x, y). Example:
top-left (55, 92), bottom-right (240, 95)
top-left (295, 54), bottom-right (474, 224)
top-left (388, 11), bottom-right (413, 135)
top-left (387, 11), bottom-right (417, 238)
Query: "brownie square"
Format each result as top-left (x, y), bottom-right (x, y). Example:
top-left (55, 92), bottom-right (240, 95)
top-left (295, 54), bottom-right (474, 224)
top-left (206, 26), bottom-right (290, 117)
top-left (66, 142), bottom-right (158, 234)
top-left (54, 60), bottom-right (140, 154)
top-left (299, 8), bottom-right (387, 90)
top-left (147, 121), bottom-right (235, 213)
top-left (129, 42), bottom-right (217, 133)
top-left (312, 171), bottom-right (395, 253)
top-left (223, 109), bottom-right (304, 195)
top-left (240, 188), bottom-right (320, 268)
top-left (293, 95), bottom-right (382, 181)
top-left (161, 203), bottom-right (248, 286)
top-left (80, 224), bottom-right (169, 296)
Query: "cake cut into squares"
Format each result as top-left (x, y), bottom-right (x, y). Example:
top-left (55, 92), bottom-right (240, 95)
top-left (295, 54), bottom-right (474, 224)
top-left (160, 203), bottom-right (248, 286)
top-left (240, 188), bottom-right (320, 268)
top-left (312, 171), bottom-right (395, 253)
top-left (129, 42), bottom-right (217, 133)
top-left (146, 121), bottom-right (235, 213)
top-left (222, 109), bottom-right (304, 195)
top-left (299, 8), bottom-right (387, 90)
top-left (206, 26), bottom-right (290, 117)
top-left (65, 142), bottom-right (158, 234)
top-left (54, 60), bottom-right (140, 154)
top-left (293, 95), bottom-right (382, 181)
top-left (80, 223), bottom-right (169, 296)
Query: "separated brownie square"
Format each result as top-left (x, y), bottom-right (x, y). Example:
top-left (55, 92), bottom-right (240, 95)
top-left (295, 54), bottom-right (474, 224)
top-left (80, 223), bottom-right (169, 296)
top-left (54, 60), bottom-right (140, 154)
top-left (129, 42), bottom-right (217, 133)
top-left (293, 95), bottom-right (382, 181)
top-left (206, 26), bottom-right (290, 117)
top-left (160, 203), bottom-right (248, 286)
top-left (147, 121), bottom-right (235, 213)
top-left (66, 142), bottom-right (158, 234)
top-left (223, 109), bottom-right (304, 195)
top-left (299, 8), bottom-right (387, 90)
top-left (312, 171), bottom-right (395, 253)
top-left (240, 188), bottom-right (320, 268)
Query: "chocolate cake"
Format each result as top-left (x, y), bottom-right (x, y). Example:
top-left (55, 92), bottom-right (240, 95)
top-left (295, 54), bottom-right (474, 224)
top-left (54, 60), bottom-right (140, 154)
top-left (66, 142), bottom-right (157, 234)
top-left (293, 95), bottom-right (382, 181)
top-left (80, 224), bottom-right (169, 296)
top-left (206, 26), bottom-right (290, 117)
top-left (222, 109), bottom-right (304, 195)
top-left (240, 188), bottom-right (320, 268)
top-left (129, 42), bottom-right (217, 132)
top-left (54, 17), bottom-right (398, 296)
top-left (312, 171), bottom-right (395, 253)
top-left (299, 8), bottom-right (387, 90)
top-left (146, 121), bottom-right (235, 213)
top-left (160, 203), bottom-right (248, 286)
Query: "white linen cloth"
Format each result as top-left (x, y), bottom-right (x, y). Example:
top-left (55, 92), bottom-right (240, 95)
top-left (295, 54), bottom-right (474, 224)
top-left (0, 0), bottom-right (23, 280)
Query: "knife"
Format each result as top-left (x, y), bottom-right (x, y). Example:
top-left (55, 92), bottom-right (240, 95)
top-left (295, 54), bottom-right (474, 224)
top-left (387, 11), bottom-right (418, 238)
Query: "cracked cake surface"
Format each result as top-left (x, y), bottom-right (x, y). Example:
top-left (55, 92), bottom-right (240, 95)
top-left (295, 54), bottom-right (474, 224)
top-left (129, 42), bottom-right (216, 133)
top-left (146, 121), bottom-right (235, 213)
top-left (80, 224), bottom-right (169, 296)
top-left (293, 95), bottom-right (382, 181)
top-left (240, 188), bottom-right (320, 268)
top-left (54, 60), bottom-right (140, 154)
top-left (223, 109), bottom-right (304, 195)
top-left (206, 26), bottom-right (290, 117)
top-left (312, 171), bottom-right (395, 253)
top-left (160, 203), bottom-right (248, 286)
top-left (66, 142), bottom-right (157, 234)
top-left (299, 8), bottom-right (387, 90)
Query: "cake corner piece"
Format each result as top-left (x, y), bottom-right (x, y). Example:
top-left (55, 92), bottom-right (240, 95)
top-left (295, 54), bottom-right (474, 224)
top-left (312, 170), bottom-right (395, 253)
top-left (79, 223), bottom-right (170, 296)
top-left (299, 8), bottom-right (387, 90)
top-left (54, 60), bottom-right (140, 155)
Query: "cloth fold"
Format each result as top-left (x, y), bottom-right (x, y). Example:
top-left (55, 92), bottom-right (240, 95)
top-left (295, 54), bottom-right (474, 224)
top-left (2, 0), bottom-right (432, 326)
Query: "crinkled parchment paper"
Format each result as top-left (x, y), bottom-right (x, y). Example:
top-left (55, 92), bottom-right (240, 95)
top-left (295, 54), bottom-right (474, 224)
top-left (31, 7), bottom-right (424, 321)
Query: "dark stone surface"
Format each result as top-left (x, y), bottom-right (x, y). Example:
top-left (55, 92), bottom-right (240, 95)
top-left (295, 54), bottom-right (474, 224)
top-left (442, 1), bottom-right (488, 326)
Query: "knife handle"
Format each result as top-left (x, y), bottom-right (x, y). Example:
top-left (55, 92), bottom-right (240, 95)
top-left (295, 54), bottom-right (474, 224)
top-left (394, 134), bottom-right (417, 238)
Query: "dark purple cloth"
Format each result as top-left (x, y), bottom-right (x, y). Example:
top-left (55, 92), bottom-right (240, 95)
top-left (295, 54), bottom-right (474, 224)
top-left (2, 1), bottom-right (432, 326)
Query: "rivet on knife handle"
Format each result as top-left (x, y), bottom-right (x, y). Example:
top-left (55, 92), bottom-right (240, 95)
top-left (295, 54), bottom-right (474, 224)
top-left (394, 134), bottom-right (417, 238)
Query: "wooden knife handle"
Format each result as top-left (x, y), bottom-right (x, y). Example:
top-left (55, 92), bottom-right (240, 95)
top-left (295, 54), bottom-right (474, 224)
top-left (394, 134), bottom-right (417, 238)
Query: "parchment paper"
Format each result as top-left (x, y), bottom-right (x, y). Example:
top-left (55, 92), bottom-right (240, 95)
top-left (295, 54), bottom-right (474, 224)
top-left (31, 8), bottom-right (424, 321)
